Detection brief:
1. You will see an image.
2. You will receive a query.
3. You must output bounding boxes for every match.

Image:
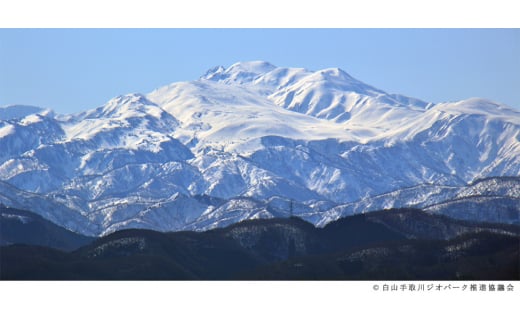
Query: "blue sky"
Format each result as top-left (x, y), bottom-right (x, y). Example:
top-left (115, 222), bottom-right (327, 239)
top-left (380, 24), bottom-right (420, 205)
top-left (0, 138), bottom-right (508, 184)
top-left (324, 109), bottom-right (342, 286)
top-left (1, 28), bottom-right (519, 114)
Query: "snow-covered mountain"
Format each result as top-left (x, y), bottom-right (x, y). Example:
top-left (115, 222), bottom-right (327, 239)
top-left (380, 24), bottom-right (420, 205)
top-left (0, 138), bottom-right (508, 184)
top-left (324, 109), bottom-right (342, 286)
top-left (1, 61), bottom-right (519, 236)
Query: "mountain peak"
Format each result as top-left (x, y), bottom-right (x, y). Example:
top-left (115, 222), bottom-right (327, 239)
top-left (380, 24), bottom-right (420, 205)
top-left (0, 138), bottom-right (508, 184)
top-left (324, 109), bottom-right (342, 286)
top-left (81, 93), bottom-right (163, 121)
top-left (318, 67), bottom-right (352, 78)
top-left (0, 105), bottom-right (50, 120)
top-left (202, 61), bottom-right (277, 83)
top-left (307, 67), bottom-right (382, 93)
top-left (109, 93), bottom-right (153, 107)
top-left (202, 65), bottom-right (225, 79)
top-left (227, 60), bottom-right (277, 73)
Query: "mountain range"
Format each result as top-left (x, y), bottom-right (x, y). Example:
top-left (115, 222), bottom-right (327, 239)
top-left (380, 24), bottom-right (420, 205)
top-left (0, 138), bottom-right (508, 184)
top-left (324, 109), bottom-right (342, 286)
top-left (1, 61), bottom-right (519, 236)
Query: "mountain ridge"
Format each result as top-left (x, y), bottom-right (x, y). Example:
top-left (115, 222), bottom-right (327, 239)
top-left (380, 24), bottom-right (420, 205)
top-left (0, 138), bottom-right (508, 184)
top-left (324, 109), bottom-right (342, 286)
top-left (1, 61), bottom-right (519, 235)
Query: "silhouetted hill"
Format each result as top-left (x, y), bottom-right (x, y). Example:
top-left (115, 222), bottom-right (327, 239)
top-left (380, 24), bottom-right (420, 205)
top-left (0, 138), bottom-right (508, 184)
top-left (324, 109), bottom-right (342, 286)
top-left (0, 206), bottom-right (94, 251)
top-left (243, 232), bottom-right (520, 280)
top-left (361, 208), bottom-right (520, 240)
top-left (1, 208), bottom-right (518, 280)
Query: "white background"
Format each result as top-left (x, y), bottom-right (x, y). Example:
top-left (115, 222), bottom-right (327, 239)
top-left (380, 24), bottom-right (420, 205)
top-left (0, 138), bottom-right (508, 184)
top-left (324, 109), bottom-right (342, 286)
top-left (1, 1), bottom-right (519, 322)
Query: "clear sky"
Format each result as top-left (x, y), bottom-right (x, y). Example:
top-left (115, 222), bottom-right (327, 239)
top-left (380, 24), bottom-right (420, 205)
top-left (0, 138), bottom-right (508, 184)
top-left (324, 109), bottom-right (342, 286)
top-left (1, 28), bottom-right (519, 114)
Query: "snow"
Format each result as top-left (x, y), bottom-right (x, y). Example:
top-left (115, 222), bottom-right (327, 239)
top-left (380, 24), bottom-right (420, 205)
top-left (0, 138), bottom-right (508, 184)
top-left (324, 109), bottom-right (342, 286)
top-left (0, 124), bottom-right (15, 138)
top-left (148, 79), bottom-right (358, 154)
top-left (20, 114), bottom-right (43, 125)
top-left (203, 61), bottom-right (277, 84)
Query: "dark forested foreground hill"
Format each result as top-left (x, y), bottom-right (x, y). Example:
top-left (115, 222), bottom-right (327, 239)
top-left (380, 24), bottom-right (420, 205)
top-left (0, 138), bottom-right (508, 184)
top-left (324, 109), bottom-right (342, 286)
top-left (0, 206), bottom-right (94, 251)
top-left (1, 208), bottom-right (519, 280)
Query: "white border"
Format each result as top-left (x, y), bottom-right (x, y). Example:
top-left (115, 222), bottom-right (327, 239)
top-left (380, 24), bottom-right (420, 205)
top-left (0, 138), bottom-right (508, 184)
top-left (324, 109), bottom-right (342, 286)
top-left (0, 281), bottom-right (519, 322)
top-left (1, 0), bottom-right (519, 27)
top-left (1, 1), bottom-right (518, 322)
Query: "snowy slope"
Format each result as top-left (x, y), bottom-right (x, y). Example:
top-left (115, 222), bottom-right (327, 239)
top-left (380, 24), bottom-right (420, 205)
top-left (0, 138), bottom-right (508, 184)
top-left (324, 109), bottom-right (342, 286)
top-left (0, 61), bottom-right (519, 235)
